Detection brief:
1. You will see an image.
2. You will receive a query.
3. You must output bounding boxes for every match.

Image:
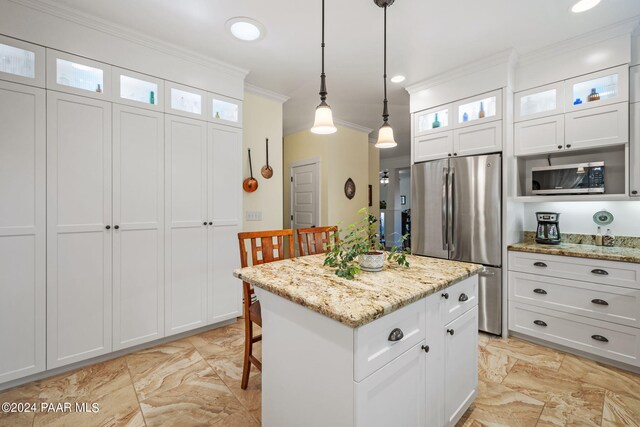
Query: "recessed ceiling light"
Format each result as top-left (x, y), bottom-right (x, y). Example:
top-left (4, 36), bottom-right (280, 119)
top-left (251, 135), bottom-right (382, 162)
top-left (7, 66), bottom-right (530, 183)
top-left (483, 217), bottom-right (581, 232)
top-left (391, 75), bottom-right (406, 83)
top-left (225, 17), bottom-right (265, 42)
top-left (571, 0), bottom-right (600, 13)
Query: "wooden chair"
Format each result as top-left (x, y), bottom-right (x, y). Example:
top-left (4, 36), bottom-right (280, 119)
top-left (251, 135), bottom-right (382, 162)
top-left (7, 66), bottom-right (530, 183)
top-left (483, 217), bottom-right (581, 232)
top-left (297, 225), bottom-right (339, 256)
top-left (237, 229), bottom-right (295, 389)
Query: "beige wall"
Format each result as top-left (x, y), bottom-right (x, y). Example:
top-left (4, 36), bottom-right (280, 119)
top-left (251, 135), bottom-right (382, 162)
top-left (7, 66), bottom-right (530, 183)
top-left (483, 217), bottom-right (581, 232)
top-left (283, 125), bottom-right (380, 232)
top-left (242, 92), bottom-right (284, 231)
top-left (369, 144), bottom-right (380, 220)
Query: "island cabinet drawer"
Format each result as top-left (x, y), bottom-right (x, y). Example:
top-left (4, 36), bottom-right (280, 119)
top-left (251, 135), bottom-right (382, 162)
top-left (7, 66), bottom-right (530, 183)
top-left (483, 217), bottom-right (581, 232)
top-left (354, 299), bottom-right (425, 382)
top-left (443, 276), bottom-right (478, 325)
top-left (508, 251), bottom-right (640, 289)
top-left (510, 302), bottom-right (640, 367)
top-left (509, 272), bottom-right (640, 328)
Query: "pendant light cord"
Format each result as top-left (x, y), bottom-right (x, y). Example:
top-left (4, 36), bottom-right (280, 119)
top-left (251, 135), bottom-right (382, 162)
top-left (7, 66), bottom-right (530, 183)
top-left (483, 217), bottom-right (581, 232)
top-left (382, 5), bottom-right (389, 124)
top-left (319, 0), bottom-right (327, 102)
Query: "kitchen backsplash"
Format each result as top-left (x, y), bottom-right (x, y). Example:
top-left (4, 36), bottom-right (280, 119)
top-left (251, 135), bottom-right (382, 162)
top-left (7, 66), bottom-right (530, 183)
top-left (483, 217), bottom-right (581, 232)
top-left (523, 231), bottom-right (640, 248)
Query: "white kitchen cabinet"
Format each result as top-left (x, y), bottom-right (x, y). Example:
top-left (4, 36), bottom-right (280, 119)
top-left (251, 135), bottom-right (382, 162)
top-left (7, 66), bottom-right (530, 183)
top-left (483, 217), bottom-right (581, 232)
top-left (565, 102), bottom-right (628, 151)
top-left (444, 306), bottom-right (478, 426)
top-left (112, 105), bottom-right (165, 350)
top-left (46, 49), bottom-right (112, 100)
top-left (453, 120), bottom-right (502, 157)
top-left (414, 131), bottom-right (454, 163)
top-left (630, 102), bottom-right (639, 197)
top-left (47, 92), bottom-right (113, 369)
top-left (565, 65), bottom-right (629, 112)
top-left (0, 35), bottom-right (45, 87)
top-left (209, 93), bottom-right (242, 128)
top-left (453, 89), bottom-right (502, 128)
top-left (165, 81), bottom-right (207, 120)
top-left (515, 82), bottom-right (564, 122)
top-left (0, 81), bottom-right (46, 383)
top-left (113, 67), bottom-right (164, 111)
top-left (514, 115), bottom-right (565, 156)
top-left (631, 66), bottom-right (640, 104)
top-left (165, 115), bottom-right (209, 335)
top-left (415, 104), bottom-right (453, 137)
top-left (355, 342), bottom-right (426, 427)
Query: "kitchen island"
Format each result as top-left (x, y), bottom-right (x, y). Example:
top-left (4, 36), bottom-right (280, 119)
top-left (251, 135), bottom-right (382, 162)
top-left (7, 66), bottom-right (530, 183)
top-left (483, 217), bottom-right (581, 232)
top-left (234, 254), bottom-right (482, 427)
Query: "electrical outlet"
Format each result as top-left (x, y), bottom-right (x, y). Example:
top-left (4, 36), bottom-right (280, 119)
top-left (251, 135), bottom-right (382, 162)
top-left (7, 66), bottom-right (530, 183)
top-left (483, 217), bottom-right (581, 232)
top-left (246, 211), bottom-right (263, 221)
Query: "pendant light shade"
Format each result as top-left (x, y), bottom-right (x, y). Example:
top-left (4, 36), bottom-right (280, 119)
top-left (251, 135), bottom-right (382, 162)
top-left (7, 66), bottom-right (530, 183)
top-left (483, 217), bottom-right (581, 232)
top-left (374, 0), bottom-right (396, 149)
top-left (310, 0), bottom-right (337, 135)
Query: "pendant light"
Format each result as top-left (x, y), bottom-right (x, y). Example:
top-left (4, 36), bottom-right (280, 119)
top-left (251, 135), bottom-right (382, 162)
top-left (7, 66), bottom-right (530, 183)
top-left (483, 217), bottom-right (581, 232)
top-left (311, 0), bottom-right (337, 134)
top-left (374, 0), bottom-right (397, 148)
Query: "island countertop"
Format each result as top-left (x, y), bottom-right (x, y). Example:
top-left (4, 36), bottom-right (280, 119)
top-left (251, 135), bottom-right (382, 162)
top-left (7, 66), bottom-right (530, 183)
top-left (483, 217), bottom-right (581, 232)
top-left (233, 254), bottom-right (482, 328)
top-left (508, 242), bottom-right (640, 264)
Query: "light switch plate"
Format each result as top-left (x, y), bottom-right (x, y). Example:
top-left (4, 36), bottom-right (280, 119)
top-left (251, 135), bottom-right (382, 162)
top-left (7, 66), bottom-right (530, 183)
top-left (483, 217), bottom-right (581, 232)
top-left (246, 211), bottom-right (262, 221)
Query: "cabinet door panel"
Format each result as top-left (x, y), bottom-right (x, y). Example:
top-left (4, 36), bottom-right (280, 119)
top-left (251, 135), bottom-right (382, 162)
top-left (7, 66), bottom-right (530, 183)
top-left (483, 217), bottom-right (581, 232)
top-left (165, 115), bottom-right (208, 335)
top-left (47, 92), bottom-right (112, 368)
top-left (113, 105), bottom-right (164, 350)
top-left (355, 342), bottom-right (426, 427)
top-left (565, 102), bottom-right (628, 151)
top-left (208, 226), bottom-right (242, 324)
top-left (0, 81), bottom-right (45, 382)
top-left (515, 82), bottom-right (564, 122)
top-left (209, 124), bottom-right (241, 226)
top-left (515, 115), bottom-right (564, 156)
top-left (414, 131), bottom-right (453, 163)
top-left (631, 103), bottom-right (639, 197)
top-left (445, 306), bottom-right (478, 427)
top-left (453, 120), bottom-right (502, 157)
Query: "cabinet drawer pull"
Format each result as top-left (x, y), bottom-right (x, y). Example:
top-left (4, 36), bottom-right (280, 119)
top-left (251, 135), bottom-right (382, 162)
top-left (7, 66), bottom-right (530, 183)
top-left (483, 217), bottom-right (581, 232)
top-left (591, 298), bottom-right (609, 306)
top-left (591, 334), bottom-right (609, 343)
top-left (533, 288), bottom-right (547, 295)
top-left (447, 329), bottom-right (454, 335)
top-left (533, 262), bottom-right (547, 268)
top-left (421, 344), bottom-right (430, 353)
top-left (105, 225), bottom-right (111, 230)
top-left (388, 328), bottom-right (404, 342)
top-left (591, 269), bottom-right (609, 276)
top-left (458, 293), bottom-right (469, 302)
top-left (441, 293), bottom-right (449, 300)
top-left (533, 320), bottom-right (547, 327)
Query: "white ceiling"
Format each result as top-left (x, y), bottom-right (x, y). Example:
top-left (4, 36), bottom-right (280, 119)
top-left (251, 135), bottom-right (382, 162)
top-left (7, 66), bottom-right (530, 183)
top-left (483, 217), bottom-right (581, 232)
top-left (49, 0), bottom-right (640, 158)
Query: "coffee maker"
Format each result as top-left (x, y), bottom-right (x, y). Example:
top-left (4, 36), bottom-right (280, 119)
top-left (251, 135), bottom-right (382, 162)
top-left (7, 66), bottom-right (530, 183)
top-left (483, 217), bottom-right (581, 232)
top-left (535, 212), bottom-right (561, 245)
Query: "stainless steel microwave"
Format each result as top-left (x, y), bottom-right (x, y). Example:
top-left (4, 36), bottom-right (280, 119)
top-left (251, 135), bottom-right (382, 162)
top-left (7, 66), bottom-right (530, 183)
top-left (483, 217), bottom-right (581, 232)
top-left (531, 162), bottom-right (605, 195)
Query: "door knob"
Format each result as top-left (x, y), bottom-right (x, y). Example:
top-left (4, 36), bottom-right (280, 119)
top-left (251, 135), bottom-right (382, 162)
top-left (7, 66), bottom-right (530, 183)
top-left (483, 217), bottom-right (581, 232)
top-left (203, 222), bottom-right (207, 226)
top-left (105, 225), bottom-right (111, 230)
top-left (114, 225), bottom-right (119, 230)
top-left (421, 344), bottom-right (430, 353)
top-left (441, 293), bottom-right (449, 300)
top-left (447, 329), bottom-right (454, 335)
top-left (208, 222), bottom-right (213, 225)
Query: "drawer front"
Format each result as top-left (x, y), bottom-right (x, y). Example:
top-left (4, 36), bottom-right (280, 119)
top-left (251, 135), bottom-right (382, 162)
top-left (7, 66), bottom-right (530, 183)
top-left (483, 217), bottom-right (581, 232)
top-left (509, 271), bottom-right (640, 328)
top-left (444, 276), bottom-right (478, 325)
top-left (508, 251), bottom-right (640, 289)
top-left (509, 302), bottom-right (640, 367)
top-left (354, 299), bottom-right (425, 382)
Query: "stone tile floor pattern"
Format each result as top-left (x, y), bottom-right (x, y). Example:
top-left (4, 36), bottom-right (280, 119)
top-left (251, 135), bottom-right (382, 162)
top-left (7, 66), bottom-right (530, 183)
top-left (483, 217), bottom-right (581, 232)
top-left (1, 319), bottom-right (638, 426)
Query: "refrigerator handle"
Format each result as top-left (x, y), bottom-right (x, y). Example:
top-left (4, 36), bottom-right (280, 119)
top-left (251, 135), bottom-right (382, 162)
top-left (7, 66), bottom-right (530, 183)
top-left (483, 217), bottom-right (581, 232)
top-left (442, 168), bottom-right (448, 251)
top-left (448, 169), bottom-right (455, 253)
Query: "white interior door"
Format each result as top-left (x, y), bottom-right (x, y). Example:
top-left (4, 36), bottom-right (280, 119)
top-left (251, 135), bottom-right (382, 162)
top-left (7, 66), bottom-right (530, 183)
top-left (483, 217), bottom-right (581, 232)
top-left (290, 161), bottom-right (319, 231)
top-left (47, 91), bottom-right (112, 368)
top-left (165, 115), bottom-right (208, 335)
top-left (112, 104), bottom-right (165, 350)
top-left (208, 124), bottom-right (242, 324)
top-left (0, 81), bottom-right (46, 382)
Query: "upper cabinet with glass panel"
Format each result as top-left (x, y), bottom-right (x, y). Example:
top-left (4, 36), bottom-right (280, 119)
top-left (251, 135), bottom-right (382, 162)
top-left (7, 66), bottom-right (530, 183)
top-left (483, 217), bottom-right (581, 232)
top-left (515, 82), bottom-right (564, 122)
top-left (210, 93), bottom-right (242, 127)
top-left (0, 35), bottom-right (45, 87)
top-left (414, 104), bottom-right (453, 136)
top-left (453, 89), bottom-right (502, 127)
top-left (565, 65), bottom-right (628, 111)
top-left (47, 49), bottom-right (111, 100)
top-left (165, 81), bottom-right (207, 120)
top-left (113, 67), bottom-right (164, 111)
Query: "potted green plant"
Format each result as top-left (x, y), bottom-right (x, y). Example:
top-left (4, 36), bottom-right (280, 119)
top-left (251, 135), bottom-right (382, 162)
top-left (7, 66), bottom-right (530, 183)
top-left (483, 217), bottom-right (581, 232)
top-left (324, 208), bottom-right (410, 279)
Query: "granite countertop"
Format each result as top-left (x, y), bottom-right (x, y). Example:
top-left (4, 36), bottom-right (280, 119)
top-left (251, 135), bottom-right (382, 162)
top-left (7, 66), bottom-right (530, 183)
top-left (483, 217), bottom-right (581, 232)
top-left (233, 254), bottom-right (482, 328)
top-left (508, 242), bottom-right (640, 264)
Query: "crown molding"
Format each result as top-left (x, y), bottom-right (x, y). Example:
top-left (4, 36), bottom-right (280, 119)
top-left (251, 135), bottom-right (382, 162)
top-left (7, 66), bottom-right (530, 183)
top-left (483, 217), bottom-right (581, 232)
top-left (518, 16), bottom-right (640, 67)
top-left (8, 0), bottom-right (249, 79)
top-left (285, 118), bottom-right (373, 137)
top-left (405, 49), bottom-right (517, 95)
top-left (245, 83), bottom-right (290, 103)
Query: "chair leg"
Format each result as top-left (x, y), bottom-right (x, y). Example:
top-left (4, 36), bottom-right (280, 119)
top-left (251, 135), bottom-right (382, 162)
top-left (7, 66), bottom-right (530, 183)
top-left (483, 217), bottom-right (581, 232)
top-left (241, 317), bottom-right (253, 390)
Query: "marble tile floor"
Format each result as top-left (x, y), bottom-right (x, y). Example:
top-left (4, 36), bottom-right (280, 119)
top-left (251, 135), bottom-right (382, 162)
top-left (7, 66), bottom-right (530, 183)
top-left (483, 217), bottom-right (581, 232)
top-left (1, 320), bottom-right (639, 427)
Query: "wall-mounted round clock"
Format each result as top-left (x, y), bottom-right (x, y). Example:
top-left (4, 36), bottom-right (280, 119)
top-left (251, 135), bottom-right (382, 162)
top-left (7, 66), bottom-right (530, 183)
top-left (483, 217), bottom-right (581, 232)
top-left (344, 178), bottom-right (356, 200)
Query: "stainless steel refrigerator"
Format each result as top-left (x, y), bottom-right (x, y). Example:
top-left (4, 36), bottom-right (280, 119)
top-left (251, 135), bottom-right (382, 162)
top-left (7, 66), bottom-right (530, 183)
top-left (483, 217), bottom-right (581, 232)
top-left (411, 153), bottom-right (502, 335)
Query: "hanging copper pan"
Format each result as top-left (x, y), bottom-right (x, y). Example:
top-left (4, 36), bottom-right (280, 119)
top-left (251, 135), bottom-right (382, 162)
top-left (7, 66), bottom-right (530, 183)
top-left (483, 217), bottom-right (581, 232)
top-left (261, 138), bottom-right (273, 179)
top-left (243, 148), bottom-right (259, 192)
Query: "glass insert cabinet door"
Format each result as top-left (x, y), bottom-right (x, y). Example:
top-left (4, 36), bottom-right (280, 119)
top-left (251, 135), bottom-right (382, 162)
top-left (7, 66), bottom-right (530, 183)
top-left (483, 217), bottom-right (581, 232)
top-left (454, 89), bottom-right (502, 126)
top-left (0, 35), bottom-right (45, 87)
top-left (565, 64), bottom-right (629, 111)
top-left (414, 104), bottom-right (452, 136)
top-left (165, 82), bottom-right (207, 120)
top-left (113, 67), bottom-right (163, 111)
top-left (46, 49), bottom-right (112, 100)
top-left (514, 82), bottom-right (564, 122)
top-left (210, 93), bottom-right (242, 127)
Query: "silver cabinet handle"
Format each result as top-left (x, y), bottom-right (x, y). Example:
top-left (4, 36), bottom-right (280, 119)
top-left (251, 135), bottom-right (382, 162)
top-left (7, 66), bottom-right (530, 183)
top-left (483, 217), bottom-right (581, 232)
top-left (591, 299), bottom-right (609, 306)
top-left (459, 293), bottom-right (469, 302)
top-left (533, 288), bottom-right (547, 295)
top-left (442, 169), bottom-right (448, 251)
top-left (449, 169), bottom-right (455, 252)
top-left (591, 334), bottom-right (609, 343)
top-left (388, 328), bottom-right (404, 342)
top-left (533, 262), bottom-right (547, 268)
top-left (533, 320), bottom-right (547, 327)
top-left (591, 269), bottom-right (609, 276)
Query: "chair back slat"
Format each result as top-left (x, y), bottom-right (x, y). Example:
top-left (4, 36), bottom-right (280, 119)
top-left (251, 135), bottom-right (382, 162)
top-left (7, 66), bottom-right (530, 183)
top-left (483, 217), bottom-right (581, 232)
top-left (238, 229), bottom-right (295, 268)
top-left (296, 226), bottom-right (339, 256)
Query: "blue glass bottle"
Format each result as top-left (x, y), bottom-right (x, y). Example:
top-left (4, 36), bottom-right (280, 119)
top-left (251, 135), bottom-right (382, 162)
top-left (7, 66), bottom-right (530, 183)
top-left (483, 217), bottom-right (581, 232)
top-left (462, 112), bottom-right (469, 122)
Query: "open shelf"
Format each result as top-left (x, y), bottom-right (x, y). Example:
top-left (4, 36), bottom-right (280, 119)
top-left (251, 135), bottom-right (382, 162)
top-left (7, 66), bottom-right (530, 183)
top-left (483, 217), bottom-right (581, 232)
top-left (512, 194), bottom-right (630, 203)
